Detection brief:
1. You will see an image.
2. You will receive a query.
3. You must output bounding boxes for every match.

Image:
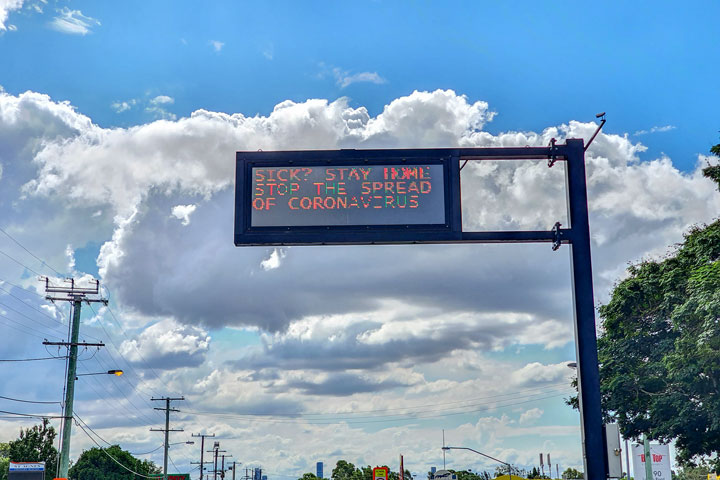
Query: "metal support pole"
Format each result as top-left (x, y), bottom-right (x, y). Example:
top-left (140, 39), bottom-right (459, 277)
top-left (625, 438), bottom-right (630, 479)
top-left (644, 436), bottom-right (653, 480)
top-left (200, 436), bottom-right (205, 480)
top-left (565, 138), bottom-right (607, 480)
top-left (58, 299), bottom-right (82, 478)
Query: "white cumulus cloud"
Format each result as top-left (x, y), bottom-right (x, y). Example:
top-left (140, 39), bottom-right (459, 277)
top-left (0, 0), bottom-right (23, 31)
top-left (171, 204), bottom-right (196, 226)
top-left (519, 407), bottom-right (544, 425)
top-left (634, 125), bottom-right (676, 136)
top-left (50, 7), bottom-right (100, 35)
top-left (334, 69), bottom-right (387, 88)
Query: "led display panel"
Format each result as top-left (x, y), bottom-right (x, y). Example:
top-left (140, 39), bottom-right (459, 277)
top-left (250, 164), bottom-right (445, 227)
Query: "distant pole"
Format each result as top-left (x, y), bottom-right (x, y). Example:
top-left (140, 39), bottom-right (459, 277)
top-left (151, 396), bottom-right (185, 480)
top-left (442, 430), bottom-right (446, 469)
top-left (625, 439), bottom-right (630, 479)
top-left (192, 433), bottom-right (215, 480)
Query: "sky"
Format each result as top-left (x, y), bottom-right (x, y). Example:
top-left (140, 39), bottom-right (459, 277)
top-left (0, 1), bottom-right (719, 479)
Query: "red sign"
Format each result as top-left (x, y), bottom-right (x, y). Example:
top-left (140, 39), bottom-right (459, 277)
top-left (373, 467), bottom-right (389, 480)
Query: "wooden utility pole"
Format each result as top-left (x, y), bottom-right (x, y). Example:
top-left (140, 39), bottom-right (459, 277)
top-left (151, 396), bottom-right (185, 479)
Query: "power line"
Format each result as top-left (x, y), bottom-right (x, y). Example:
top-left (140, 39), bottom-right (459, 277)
top-left (179, 383), bottom-right (569, 419)
top-left (88, 354), bottom-right (163, 424)
top-left (178, 392), bottom-right (571, 425)
top-left (0, 356), bottom-right (66, 362)
top-left (0, 409), bottom-right (63, 418)
top-left (0, 283), bottom-right (80, 330)
top-left (0, 395), bottom-right (61, 405)
top-left (87, 303), bottom-right (165, 400)
top-left (132, 445), bottom-right (164, 456)
top-left (0, 311), bottom-right (65, 340)
top-left (73, 414), bottom-right (113, 446)
top-left (0, 277), bottom-right (45, 297)
top-left (0, 300), bottom-right (69, 337)
top-left (105, 304), bottom-right (174, 394)
top-left (0, 248), bottom-right (45, 277)
top-left (75, 361), bottom-right (160, 427)
top-left (74, 419), bottom-right (157, 479)
top-left (0, 226), bottom-right (65, 276)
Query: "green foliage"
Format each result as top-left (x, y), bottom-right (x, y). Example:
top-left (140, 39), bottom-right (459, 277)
top-left (453, 470), bottom-right (491, 480)
top-left (672, 464), bottom-right (712, 480)
top-left (705, 141), bottom-right (720, 190)
top-left (526, 467), bottom-right (550, 479)
top-left (68, 445), bottom-right (161, 480)
top-left (493, 465), bottom-right (522, 477)
top-left (596, 218), bottom-right (720, 468)
top-left (6, 419), bottom-right (58, 480)
top-left (300, 473), bottom-right (321, 480)
top-left (561, 467), bottom-right (583, 479)
top-left (711, 142), bottom-right (720, 158)
top-left (331, 461), bottom-right (412, 480)
top-left (0, 442), bottom-right (9, 480)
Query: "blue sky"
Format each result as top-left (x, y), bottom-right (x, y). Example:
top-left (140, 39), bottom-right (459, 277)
top-left (3, 1), bottom-right (719, 166)
top-left (1, 1), bottom-right (719, 478)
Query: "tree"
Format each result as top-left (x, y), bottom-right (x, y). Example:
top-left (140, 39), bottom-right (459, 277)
top-left (68, 445), bottom-right (160, 480)
top-left (299, 474), bottom-right (321, 480)
top-left (332, 460), bottom-right (364, 480)
top-left (493, 465), bottom-right (521, 477)
top-left (593, 161), bottom-right (720, 468)
top-left (332, 461), bottom-right (412, 480)
top-left (1, 442), bottom-right (9, 480)
top-left (6, 419), bottom-right (58, 480)
top-left (561, 468), bottom-right (582, 479)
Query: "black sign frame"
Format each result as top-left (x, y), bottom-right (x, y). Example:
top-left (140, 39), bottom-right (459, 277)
top-left (234, 140), bottom-right (607, 480)
top-left (235, 150), bottom-right (462, 245)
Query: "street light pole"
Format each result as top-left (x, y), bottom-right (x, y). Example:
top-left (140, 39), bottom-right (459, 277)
top-left (442, 446), bottom-right (514, 480)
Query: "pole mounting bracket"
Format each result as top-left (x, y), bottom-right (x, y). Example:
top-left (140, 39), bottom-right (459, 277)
top-left (552, 222), bottom-right (563, 251)
top-left (548, 138), bottom-right (559, 168)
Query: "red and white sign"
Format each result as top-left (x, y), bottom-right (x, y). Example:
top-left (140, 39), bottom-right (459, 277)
top-left (373, 467), bottom-right (389, 480)
top-left (632, 444), bottom-right (671, 480)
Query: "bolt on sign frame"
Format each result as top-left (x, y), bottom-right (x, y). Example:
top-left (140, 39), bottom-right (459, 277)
top-left (234, 138), bottom-right (607, 480)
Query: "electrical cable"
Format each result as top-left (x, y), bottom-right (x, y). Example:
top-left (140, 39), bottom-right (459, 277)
top-left (0, 395), bottom-right (61, 405)
top-left (132, 445), bottom-right (164, 456)
top-left (178, 392), bottom-right (571, 425)
top-left (87, 355), bottom-right (164, 424)
top-left (87, 303), bottom-right (167, 403)
top-left (0, 356), bottom-right (66, 362)
top-left (168, 452), bottom-right (180, 475)
top-left (0, 226), bottom-right (65, 276)
top-left (75, 367), bottom-right (159, 427)
top-left (90, 341), bottom-right (163, 416)
top-left (104, 304), bottom-right (174, 395)
top-left (75, 374), bottom-right (150, 427)
top-left (0, 409), bottom-right (63, 418)
top-left (0, 283), bottom-right (79, 329)
top-left (0, 277), bottom-right (45, 297)
top-left (73, 413), bottom-right (113, 446)
top-left (158, 383), bottom-right (571, 421)
top-left (0, 248), bottom-right (45, 277)
top-left (0, 301), bottom-right (70, 337)
top-left (0, 312), bottom-right (64, 340)
top-left (73, 419), bottom-right (157, 479)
